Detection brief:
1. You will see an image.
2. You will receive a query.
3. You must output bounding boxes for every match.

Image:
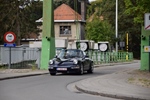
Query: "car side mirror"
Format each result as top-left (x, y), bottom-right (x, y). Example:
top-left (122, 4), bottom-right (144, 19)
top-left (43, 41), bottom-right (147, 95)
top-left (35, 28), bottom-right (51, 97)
top-left (83, 55), bottom-right (89, 60)
top-left (55, 55), bottom-right (58, 58)
top-left (85, 55), bottom-right (89, 58)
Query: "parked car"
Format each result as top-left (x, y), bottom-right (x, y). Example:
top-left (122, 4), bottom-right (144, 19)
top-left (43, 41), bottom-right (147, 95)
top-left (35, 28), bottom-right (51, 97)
top-left (48, 49), bottom-right (94, 75)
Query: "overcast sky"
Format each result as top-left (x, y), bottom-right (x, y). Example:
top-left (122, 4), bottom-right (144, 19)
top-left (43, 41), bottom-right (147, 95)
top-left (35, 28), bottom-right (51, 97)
top-left (89, 0), bottom-right (96, 2)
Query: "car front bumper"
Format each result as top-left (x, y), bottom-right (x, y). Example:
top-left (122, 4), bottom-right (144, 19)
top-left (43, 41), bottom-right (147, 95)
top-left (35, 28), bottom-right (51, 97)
top-left (48, 64), bottom-right (80, 74)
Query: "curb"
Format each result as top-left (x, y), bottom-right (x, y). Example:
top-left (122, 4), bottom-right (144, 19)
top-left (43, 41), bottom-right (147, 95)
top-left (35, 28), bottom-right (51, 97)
top-left (94, 61), bottom-right (138, 68)
top-left (75, 85), bottom-right (145, 100)
top-left (75, 61), bottom-right (147, 100)
top-left (0, 72), bottom-right (49, 81)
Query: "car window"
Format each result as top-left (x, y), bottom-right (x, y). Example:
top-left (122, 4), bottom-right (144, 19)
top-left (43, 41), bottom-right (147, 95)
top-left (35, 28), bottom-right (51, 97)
top-left (83, 52), bottom-right (86, 56)
top-left (57, 49), bottom-right (83, 58)
top-left (57, 50), bottom-right (67, 58)
top-left (77, 51), bottom-right (83, 58)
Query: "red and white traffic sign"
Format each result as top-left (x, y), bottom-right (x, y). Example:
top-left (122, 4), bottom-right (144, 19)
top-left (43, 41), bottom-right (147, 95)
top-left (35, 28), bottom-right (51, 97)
top-left (145, 13), bottom-right (150, 30)
top-left (4, 32), bottom-right (16, 43)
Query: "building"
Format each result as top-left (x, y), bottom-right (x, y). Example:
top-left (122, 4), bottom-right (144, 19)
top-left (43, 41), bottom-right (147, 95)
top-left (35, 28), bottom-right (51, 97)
top-left (36, 3), bottom-right (86, 43)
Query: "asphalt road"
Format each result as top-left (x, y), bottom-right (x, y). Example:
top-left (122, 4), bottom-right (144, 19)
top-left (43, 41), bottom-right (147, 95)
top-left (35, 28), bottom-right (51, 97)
top-left (0, 63), bottom-right (139, 100)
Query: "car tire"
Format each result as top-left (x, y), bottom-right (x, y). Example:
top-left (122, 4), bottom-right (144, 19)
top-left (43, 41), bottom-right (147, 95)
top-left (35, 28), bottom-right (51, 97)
top-left (50, 73), bottom-right (56, 76)
top-left (87, 62), bottom-right (94, 73)
top-left (79, 64), bottom-right (84, 75)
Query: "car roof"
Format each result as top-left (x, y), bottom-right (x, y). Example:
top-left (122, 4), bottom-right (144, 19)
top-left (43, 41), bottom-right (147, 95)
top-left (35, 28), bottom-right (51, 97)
top-left (62, 49), bottom-right (82, 51)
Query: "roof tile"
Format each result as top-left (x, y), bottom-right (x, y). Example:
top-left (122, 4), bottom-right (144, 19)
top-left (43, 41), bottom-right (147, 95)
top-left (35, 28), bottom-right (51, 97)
top-left (54, 4), bottom-right (82, 20)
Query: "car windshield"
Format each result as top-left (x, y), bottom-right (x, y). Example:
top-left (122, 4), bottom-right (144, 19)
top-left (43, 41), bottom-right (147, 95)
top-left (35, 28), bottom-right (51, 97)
top-left (57, 49), bottom-right (83, 59)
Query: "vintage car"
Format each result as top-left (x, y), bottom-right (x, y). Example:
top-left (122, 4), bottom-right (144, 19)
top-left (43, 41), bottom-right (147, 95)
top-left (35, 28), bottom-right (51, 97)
top-left (48, 49), bottom-right (94, 75)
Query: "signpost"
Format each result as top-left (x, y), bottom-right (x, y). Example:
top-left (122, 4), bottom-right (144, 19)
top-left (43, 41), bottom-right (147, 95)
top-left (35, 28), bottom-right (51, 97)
top-left (145, 13), bottom-right (150, 30)
top-left (144, 13), bottom-right (150, 72)
top-left (4, 43), bottom-right (16, 47)
top-left (144, 46), bottom-right (150, 52)
top-left (141, 13), bottom-right (150, 72)
top-left (4, 32), bottom-right (16, 43)
top-left (3, 32), bottom-right (16, 69)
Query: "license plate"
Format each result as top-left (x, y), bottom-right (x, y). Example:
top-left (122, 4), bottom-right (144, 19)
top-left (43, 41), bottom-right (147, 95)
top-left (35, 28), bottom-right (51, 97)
top-left (57, 68), bottom-right (67, 71)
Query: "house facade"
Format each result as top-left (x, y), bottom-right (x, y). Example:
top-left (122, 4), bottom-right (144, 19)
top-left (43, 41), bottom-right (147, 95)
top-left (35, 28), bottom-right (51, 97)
top-left (36, 3), bottom-right (86, 42)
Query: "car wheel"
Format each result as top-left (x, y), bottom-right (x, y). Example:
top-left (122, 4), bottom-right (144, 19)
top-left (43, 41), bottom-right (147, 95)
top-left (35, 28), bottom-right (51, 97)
top-left (79, 64), bottom-right (84, 75)
top-left (87, 62), bottom-right (94, 73)
top-left (50, 73), bottom-right (56, 76)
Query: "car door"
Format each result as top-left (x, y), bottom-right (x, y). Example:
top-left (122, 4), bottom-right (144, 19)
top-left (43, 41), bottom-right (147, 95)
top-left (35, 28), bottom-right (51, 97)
top-left (82, 52), bottom-right (90, 70)
top-left (84, 54), bottom-right (91, 70)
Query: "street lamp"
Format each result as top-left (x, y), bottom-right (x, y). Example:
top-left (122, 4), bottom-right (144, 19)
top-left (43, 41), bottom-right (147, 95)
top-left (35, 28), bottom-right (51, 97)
top-left (115, 0), bottom-right (118, 52)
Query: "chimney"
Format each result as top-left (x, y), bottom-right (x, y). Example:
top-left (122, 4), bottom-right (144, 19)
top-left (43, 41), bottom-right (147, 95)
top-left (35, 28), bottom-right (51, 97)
top-left (80, 0), bottom-right (86, 21)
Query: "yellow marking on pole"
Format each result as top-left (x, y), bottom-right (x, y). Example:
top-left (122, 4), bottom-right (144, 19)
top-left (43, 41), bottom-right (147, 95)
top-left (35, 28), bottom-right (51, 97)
top-left (126, 33), bottom-right (128, 60)
top-left (126, 33), bottom-right (128, 45)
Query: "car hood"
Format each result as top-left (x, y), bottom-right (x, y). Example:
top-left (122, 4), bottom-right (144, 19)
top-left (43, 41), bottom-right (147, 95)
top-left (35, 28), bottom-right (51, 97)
top-left (53, 57), bottom-right (81, 65)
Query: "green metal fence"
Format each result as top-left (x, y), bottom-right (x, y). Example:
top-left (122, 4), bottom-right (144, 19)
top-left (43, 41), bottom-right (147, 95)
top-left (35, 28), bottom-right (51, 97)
top-left (87, 50), bottom-right (133, 65)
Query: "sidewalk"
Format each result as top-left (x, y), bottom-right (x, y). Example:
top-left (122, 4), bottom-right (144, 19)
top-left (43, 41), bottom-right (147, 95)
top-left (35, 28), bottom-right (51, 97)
top-left (0, 69), bottom-right (49, 80)
top-left (0, 61), bottom-right (136, 80)
top-left (1, 60), bottom-right (149, 100)
top-left (75, 60), bottom-right (150, 100)
top-left (75, 68), bottom-right (150, 100)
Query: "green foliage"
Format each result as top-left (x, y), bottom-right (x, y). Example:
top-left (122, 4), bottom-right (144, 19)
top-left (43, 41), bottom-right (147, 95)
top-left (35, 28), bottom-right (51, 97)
top-left (86, 0), bottom-right (115, 43)
top-left (85, 17), bottom-right (114, 43)
top-left (124, 0), bottom-right (150, 24)
top-left (123, 0), bottom-right (150, 58)
top-left (0, 0), bottom-right (42, 45)
top-left (86, 0), bottom-right (144, 58)
top-left (31, 62), bottom-right (38, 70)
top-left (0, 0), bottom-right (83, 44)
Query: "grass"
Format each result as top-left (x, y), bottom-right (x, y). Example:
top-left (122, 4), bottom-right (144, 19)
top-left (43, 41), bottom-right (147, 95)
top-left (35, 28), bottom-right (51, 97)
top-left (31, 63), bottom-right (38, 70)
top-left (138, 78), bottom-right (150, 87)
top-left (127, 69), bottom-right (150, 87)
top-left (0, 61), bottom-right (38, 70)
top-left (0, 65), bottom-right (7, 70)
top-left (128, 77), bottom-right (135, 81)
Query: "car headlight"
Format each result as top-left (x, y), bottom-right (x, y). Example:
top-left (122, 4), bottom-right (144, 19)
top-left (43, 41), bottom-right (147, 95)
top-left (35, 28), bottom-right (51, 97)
top-left (49, 60), bottom-right (54, 64)
top-left (73, 59), bottom-right (78, 64)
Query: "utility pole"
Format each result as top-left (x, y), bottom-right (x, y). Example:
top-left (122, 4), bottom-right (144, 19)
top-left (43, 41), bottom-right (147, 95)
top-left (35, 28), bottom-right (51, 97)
top-left (115, 0), bottom-right (118, 52)
top-left (141, 13), bottom-right (150, 71)
top-left (40, 0), bottom-right (55, 69)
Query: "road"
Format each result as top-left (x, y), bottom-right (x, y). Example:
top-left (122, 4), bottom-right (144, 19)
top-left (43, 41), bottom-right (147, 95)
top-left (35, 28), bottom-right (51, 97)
top-left (0, 63), bottom-right (139, 100)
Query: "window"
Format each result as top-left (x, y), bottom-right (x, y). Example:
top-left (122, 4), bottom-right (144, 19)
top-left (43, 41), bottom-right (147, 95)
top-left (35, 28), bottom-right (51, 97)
top-left (60, 26), bottom-right (71, 35)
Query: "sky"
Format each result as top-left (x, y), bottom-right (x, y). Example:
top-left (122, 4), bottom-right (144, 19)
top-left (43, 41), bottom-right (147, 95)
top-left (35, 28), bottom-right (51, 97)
top-left (89, 0), bottom-right (96, 2)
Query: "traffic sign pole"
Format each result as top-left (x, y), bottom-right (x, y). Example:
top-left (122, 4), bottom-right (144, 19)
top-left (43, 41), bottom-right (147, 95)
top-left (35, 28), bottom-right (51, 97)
top-left (149, 36), bottom-right (150, 72)
top-left (3, 31), bottom-right (16, 69)
top-left (9, 47), bottom-right (11, 69)
top-left (141, 27), bottom-right (150, 71)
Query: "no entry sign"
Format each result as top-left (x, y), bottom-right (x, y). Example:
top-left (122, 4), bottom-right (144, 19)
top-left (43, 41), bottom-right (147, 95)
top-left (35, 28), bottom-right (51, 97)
top-left (4, 32), bottom-right (16, 43)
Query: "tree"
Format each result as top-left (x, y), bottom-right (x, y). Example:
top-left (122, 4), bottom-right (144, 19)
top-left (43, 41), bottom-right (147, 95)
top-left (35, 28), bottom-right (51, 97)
top-left (123, 0), bottom-right (150, 59)
top-left (0, 0), bottom-right (42, 45)
top-left (0, 0), bottom-right (85, 45)
top-left (86, 0), bottom-right (144, 58)
top-left (86, 0), bottom-right (115, 44)
top-left (85, 17), bottom-right (114, 43)
top-left (20, 1), bottom-right (43, 39)
top-left (124, 0), bottom-right (150, 24)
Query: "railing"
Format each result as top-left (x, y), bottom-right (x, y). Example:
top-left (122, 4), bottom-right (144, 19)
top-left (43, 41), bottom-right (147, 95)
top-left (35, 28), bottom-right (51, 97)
top-left (87, 50), bottom-right (133, 65)
top-left (0, 46), bottom-right (41, 69)
top-left (0, 45), bottom-right (133, 69)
